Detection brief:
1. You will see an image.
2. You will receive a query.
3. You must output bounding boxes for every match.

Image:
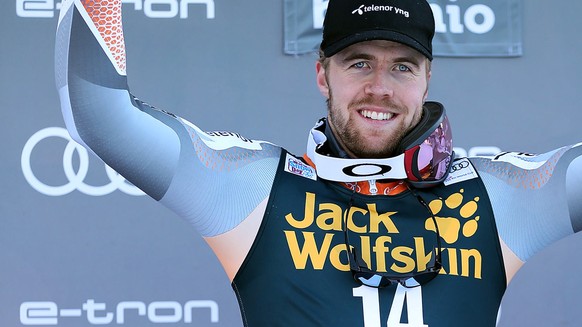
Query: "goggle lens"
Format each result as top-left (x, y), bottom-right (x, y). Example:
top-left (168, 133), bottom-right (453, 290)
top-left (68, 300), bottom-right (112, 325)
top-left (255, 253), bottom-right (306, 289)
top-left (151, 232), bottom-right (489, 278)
top-left (405, 115), bottom-right (453, 186)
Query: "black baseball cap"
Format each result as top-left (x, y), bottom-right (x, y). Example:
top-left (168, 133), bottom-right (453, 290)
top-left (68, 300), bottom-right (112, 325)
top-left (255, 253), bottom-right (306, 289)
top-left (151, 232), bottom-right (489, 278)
top-left (320, 0), bottom-right (435, 60)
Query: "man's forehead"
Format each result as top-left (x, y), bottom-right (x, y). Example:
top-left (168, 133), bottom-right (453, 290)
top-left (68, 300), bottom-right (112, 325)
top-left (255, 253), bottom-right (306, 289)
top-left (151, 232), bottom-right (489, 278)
top-left (336, 40), bottom-right (425, 59)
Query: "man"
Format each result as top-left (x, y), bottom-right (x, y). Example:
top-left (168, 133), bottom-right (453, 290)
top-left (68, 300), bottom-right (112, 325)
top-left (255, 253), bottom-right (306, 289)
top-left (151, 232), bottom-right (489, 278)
top-left (55, 0), bottom-right (582, 325)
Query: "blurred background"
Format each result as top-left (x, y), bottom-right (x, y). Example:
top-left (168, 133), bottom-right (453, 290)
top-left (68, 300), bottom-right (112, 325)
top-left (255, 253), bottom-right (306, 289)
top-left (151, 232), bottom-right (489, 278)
top-left (1, 0), bottom-right (581, 326)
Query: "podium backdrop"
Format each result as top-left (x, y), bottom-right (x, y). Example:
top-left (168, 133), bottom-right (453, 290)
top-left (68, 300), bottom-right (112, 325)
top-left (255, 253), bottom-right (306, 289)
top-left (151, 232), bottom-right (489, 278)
top-left (2, 0), bottom-right (582, 326)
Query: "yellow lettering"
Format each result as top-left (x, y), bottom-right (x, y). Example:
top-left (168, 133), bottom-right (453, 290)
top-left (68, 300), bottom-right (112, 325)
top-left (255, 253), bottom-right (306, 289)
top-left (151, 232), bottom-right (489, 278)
top-left (316, 202), bottom-right (343, 231)
top-left (347, 206), bottom-right (368, 233)
top-left (329, 243), bottom-right (350, 271)
top-left (391, 246), bottom-right (415, 273)
top-left (414, 237), bottom-right (433, 271)
top-left (367, 204), bottom-right (399, 233)
top-left (461, 249), bottom-right (482, 279)
top-left (282, 193), bottom-right (485, 281)
top-left (446, 248), bottom-right (458, 276)
top-left (373, 236), bottom-right (392, 272)
top-left (284, 230), bottom-right (333, 269)
top-left (285, 192), bottom-right (315, 229)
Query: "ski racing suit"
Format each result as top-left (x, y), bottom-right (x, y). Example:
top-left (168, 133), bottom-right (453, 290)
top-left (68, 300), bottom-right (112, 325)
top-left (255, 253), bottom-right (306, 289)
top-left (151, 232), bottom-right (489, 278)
top-left (55, 0), bottom-right (582, 326)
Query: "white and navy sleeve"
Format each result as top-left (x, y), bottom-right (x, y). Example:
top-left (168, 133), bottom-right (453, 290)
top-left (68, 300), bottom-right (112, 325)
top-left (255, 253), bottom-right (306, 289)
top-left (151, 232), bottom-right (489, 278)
top-left (55, 0), bottom-right (281, 236)
top-left (470, 143), bottom-right (582, 261)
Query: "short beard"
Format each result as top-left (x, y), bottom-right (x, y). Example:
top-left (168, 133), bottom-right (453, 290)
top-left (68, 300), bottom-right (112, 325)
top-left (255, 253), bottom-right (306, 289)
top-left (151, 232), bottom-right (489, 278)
top-left (326, 94), bottom-right (411, 159)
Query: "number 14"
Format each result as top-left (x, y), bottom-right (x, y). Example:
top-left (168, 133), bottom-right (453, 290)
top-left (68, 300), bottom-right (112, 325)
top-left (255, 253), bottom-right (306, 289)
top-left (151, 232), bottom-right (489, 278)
top-left (353, 285), bottom-right (428, 327)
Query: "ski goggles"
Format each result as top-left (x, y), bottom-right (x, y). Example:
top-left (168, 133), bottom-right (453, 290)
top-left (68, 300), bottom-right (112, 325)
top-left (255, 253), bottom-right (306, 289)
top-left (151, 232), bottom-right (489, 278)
top-left (308, 102), bottom-right (454, 188)
top-left (399, 102), bottom-right (454, 188)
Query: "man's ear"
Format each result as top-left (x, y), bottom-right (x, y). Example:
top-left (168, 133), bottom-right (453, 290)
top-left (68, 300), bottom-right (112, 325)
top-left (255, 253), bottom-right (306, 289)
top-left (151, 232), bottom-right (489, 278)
top-left (316, 61), bottom-right (330, 98)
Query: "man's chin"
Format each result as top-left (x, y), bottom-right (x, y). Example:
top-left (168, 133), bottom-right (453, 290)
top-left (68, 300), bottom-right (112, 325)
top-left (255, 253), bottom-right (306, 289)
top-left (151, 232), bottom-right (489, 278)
top-left (347, 144), bottom-right (399, 159)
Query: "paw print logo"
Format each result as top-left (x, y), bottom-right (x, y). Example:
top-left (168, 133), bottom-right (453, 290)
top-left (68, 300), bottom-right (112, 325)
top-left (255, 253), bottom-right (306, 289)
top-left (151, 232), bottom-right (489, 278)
top-left (424, 189), bottom-right (480, 244)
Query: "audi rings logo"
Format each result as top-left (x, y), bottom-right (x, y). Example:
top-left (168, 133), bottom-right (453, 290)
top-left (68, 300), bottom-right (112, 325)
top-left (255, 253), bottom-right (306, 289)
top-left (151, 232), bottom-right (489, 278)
top-left (450, 160), bottom-right (470, 173)
top-left (21, 127), bottom-right (144, 197)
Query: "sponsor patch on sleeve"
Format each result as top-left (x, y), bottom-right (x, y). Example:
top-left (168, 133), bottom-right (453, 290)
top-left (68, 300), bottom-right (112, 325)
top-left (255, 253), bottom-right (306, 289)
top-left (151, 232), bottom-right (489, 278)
top-left (180, 118), bottom-right (265, 151)
top-left (489, 151), bottom-right (558, 170)
top-left (284, 154), bottom-right (317, 180)
top-left (444, 158), bottom-right (478, 186)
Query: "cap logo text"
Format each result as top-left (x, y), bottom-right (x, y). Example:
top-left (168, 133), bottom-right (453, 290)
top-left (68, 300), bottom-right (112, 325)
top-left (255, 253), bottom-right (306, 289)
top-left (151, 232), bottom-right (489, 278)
top-left (352, 4), bottom-right (409, 18)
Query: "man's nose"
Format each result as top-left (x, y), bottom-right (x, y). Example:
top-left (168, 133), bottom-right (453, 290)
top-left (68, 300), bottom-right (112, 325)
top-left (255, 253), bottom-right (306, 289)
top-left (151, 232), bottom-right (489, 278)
top-left (364, 72), bottom-right (394, 98)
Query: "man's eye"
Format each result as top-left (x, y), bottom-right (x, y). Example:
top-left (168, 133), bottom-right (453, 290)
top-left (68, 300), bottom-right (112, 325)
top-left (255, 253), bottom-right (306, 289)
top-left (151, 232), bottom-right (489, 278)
top-left (352, 62), bottom-right (368, 69)
top-left (396, 64), bottom-right (411, 72)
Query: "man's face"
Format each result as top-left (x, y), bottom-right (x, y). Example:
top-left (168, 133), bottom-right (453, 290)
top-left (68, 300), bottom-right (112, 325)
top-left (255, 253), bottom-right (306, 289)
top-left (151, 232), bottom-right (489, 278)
top-left (316, 40), bottom-right (431, 158)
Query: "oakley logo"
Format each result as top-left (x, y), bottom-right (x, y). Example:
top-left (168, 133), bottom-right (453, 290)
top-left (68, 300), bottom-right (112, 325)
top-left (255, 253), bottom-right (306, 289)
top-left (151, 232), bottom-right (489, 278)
top-left (21, 127), bottom-right (144, 197)
top-left (450, 160), bottom-right (470, 172)
top-left (343, 163), bottom-right (392, 178)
